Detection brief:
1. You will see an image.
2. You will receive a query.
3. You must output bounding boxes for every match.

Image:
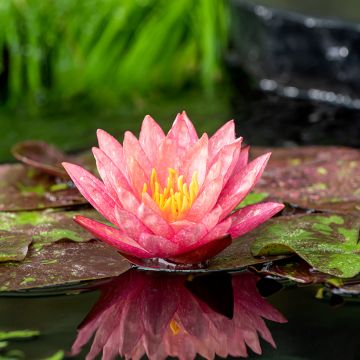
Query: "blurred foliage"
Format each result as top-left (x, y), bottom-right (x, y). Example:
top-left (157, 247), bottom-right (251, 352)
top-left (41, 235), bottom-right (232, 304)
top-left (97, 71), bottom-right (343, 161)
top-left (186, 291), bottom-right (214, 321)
top-left (0, 0), bottom-right (229, 107)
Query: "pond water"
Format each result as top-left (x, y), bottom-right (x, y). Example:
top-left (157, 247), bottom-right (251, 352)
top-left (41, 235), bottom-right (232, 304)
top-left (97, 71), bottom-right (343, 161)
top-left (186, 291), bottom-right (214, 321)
top-left (0, 270), bottom-right (359, 359)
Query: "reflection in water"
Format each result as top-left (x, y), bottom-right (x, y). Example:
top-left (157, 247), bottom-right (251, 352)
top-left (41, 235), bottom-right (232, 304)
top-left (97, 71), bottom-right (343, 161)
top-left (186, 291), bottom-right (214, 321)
top-left (71, 271), bottom-right (287, 360)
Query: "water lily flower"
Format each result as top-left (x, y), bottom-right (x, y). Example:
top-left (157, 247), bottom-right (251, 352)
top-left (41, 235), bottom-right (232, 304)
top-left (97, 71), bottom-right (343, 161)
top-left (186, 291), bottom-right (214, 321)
top-left (71, 271), bottom-right (287, 360)
top-left (63, 112), bottom-right (284, 264)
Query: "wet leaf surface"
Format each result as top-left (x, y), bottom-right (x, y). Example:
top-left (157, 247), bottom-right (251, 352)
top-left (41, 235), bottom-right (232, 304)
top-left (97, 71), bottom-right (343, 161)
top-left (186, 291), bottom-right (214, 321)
top-left (0, 231), bottom-right (33, 262)
top-left (251, 213), bottom-right (360, 278)
top-left (12, 141), bottom-right (68, 178)
top-left (254, 258), bottom-right (332, 284)
top-left (207, 236), bottom-right (288, 271)
top-left (11, 141), bottom-right (96, 179)
top-left (251, 146), bottom-right (360, 214)
top-left (0, 209), bottom-right (105, 263)
top-left (0, 164), bottom-right (87, 211)
top-left (0, 240), bottom-right (130, 291)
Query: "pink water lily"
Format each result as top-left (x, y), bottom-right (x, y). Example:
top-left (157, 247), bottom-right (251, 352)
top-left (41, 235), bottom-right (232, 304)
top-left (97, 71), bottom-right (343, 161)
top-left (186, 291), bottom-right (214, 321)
top-left (63, 112), bottom-right (284, 264)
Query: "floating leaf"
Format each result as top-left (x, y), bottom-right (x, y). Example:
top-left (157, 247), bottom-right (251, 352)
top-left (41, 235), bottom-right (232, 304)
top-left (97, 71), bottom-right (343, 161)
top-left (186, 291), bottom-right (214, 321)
top-left (0, 164), bottom-right (87, 211)
top-left (0, 231), bottom-right (33, 262)
top-left (254, 258), bottom-right (332, 284)
top-left (251, 214), bottom-right (360, 278)
top-left (252, 146), bottom-right (360, 214)
top-left (12, 141), bottom-right (68, 178)
top-left (0, 209), bottom-right (105, 263)
top-left (0, 240), bottom-right (130, 291)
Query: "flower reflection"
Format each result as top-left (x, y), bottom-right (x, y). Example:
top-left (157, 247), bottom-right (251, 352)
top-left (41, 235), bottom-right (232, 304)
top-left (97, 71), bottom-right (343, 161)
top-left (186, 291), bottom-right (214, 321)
top-left (72, 271), bottom-right (287, 360)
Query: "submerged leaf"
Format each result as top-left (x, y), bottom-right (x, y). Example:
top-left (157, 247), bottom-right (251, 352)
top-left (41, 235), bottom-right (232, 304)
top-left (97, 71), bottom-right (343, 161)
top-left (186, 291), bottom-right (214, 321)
top-left (0, 240), bottom-right (130, 291)
top-left (251, 213), bottom-right (360, 278)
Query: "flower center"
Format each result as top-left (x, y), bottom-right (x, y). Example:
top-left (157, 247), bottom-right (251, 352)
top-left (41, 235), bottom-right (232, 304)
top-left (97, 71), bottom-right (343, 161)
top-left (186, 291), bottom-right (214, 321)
top-left (142, 168), bottom-right (199, 221)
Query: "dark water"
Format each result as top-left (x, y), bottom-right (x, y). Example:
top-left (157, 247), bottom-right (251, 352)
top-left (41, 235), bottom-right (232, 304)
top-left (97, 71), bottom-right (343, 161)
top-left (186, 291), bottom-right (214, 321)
top-left (0, 270), bottom-right (359, 360)
top-left (252, 0), bottom-right (360, 22)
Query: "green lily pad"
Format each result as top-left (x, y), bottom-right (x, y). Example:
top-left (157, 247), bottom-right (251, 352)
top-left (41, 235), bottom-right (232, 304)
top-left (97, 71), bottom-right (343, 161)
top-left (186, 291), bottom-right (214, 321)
top-left (0, 209), bottom-right (105, 262)
top-left (251, 213), bottom-right (360, 278)
top-left (0, 240), bottom-right (130, 291)
top-left (207, 235), bottom-right (287, 271)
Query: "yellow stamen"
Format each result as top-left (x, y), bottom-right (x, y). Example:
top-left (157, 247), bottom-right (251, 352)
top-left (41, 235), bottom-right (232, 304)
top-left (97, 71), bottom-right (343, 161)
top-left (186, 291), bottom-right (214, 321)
top-left (170, 319), bottom-right (180, 335)
top-left (142, 168), bottom-right (200, 221)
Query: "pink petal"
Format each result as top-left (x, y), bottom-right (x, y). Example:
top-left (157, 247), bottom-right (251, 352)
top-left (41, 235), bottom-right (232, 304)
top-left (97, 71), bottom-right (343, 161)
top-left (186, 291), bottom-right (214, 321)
top-left (202, 138), bottom-right (242, 191)
top-left (217, 153), bottom-right (271, 221)
top-left (222, 141), bottom-right (242, 186)
top-left (237, 145), bottom-right (250, 169)
top-left (167, 217), bottom-right (233, 263)
top-left (181, 111), bottom-right (198, 143)
top-left (137, 203), bottom-right (174, 238)
top-left (186, 177), bottom-right (224, 222)
top-left (92, 147), bottom-right (131, 200)
top-left (167, 112), bottom-right (198, 154)
top-left (62, 162), bottom-right (118, 225)
top-left (125, 155), bottom-right (148, 197)
top-left (139, 115), bottom-right (165, 166)
top-left (208, 120), bottom-right (236, 165)
top-left (198, 218), bottom-right (232, 244)
top-left (97, 129), bottom-right (127, 177)
top-left (138, 233), bottom-right (180, 257)
top-left (168, 235), bottom-right (232, 264)
top-left (224, 145), bottom-right (250, 188)
top-left (201, 205), bottom-right (223, 230)
top-left (123, 131), bottom-right (152, 192)
top-left (115, 185), bottom-right (140, 215)
top-left (228, 202), bottom-right (284, 238)
top-left (74, 215), bottom-right (152, 258)
top-left (115, 207), bottom-right (151, 241)
top-left (171, 223), bottom-right (208, 249)
top-left (141, 192), bottom-right (163, 216)
top-left (155, 138), bottom-right (181, 185)
top-left (170, 219), bottom-right (198, 234)
top-left (181, 133), bottom-right (209, 186)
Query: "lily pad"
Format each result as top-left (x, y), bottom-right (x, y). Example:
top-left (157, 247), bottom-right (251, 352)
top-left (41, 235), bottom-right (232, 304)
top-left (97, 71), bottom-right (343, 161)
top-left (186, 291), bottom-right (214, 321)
top-left (252, 146), bottom-right (360, 214)
top-left (11, 141), bottom-right (96, 179)
top-left (12, 141), bottom-right (68, 178)
top-left (0, 231), bottom-right (33, 262)
top-left (0, 164), bottom-right (87, 211)
top-left (0, 209), bottom-right (105, 262)
top-left (251, 146), bottom-right (360, 169)
top-left (0, 240), bottom-right (130, 291)
top-left (251, 213), bottom-right (360, 278)
top-left (253, 258), bottom-right (332, 284)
